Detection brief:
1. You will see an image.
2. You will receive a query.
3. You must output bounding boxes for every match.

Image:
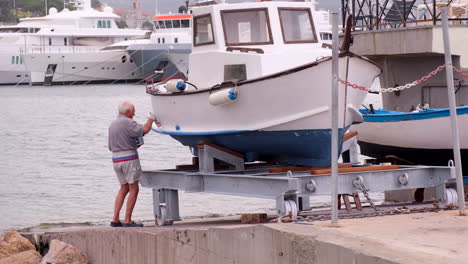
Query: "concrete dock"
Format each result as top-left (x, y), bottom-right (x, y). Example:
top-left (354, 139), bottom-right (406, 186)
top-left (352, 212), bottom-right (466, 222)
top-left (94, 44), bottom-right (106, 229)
top-left (32, 210), bottom-right (467, 264)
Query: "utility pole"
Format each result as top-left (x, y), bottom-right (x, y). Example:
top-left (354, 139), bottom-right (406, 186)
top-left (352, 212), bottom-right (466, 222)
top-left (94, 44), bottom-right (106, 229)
top-left (13, 0), bottom-right (18, 22)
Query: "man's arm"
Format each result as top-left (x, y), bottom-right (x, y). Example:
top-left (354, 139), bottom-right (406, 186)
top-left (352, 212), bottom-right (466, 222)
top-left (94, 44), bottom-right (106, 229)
top-left (143, 118), bottom-right (154, 135)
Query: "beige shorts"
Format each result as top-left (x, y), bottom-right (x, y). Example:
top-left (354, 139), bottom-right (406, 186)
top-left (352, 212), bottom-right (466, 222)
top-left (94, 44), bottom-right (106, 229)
top-left (112, 150), bottom-right (142, 185)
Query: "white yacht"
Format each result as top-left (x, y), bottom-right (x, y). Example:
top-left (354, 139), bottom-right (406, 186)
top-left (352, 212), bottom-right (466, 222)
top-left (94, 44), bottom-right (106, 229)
top-left (127, 13), bottom-right (192, 82)
top-left (7, 0), bottom-right (147, 85)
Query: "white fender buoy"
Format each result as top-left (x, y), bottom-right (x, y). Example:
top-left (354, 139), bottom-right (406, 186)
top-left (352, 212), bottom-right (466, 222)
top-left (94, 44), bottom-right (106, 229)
top-left (209, 88), bottom-right (238, 105)
top-left (165, 79), bottom-right (186, 93)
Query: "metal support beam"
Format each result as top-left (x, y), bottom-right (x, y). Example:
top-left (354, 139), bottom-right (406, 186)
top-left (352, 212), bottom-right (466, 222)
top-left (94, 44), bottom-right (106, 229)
top-left (441, 7), bottom-right (466, 215)
top-left (331, 13), bottom-right (340, 226)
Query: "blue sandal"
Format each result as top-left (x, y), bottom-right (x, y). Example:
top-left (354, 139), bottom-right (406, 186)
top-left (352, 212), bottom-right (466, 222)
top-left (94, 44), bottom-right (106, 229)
top-left (122, 221), bottom-right (144, 227)
top-left (110, 221), bottom-right (123, 227)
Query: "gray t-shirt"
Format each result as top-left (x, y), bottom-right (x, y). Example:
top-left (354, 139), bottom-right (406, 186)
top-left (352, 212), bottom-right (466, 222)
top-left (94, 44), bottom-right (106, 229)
top-left (108, 114), bottom-right (144, 152)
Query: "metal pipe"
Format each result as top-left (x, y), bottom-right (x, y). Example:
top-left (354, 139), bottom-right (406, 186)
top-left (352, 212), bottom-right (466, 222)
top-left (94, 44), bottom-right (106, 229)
top-left (404, 0), bottom-right (407, 27)
top-left (441, 7), bottom-right (466, 215)
top-left (331, 12), bottom-right (340, 226)
top-left (433, 0), bottom-right (436, 25)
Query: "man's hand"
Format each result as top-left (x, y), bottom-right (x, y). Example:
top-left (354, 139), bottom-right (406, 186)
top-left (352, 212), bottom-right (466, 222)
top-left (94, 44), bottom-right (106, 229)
top-left (148, 113), bottom-right (157, 121)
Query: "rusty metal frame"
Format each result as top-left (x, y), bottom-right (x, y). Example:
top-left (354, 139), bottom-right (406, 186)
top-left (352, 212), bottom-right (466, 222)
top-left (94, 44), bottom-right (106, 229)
top-left (342, 0), bottom-right (462, 31)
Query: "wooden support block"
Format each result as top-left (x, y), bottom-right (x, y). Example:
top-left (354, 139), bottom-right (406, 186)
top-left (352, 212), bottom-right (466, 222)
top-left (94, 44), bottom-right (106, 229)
top-left (269, 163), bottom-right (352, 174)
top-left (241, 213), bottom-right (268, 224)
top-left (352, 193), bottom-right (362, 210)
top-left (175, 164), bottom-right (198, 170)
top-left (343, 194), bottom-right (352, 212)
top-left (310, 165), bottom-right (400, 175)
top-left (197, 142), bottom-right (244, 158)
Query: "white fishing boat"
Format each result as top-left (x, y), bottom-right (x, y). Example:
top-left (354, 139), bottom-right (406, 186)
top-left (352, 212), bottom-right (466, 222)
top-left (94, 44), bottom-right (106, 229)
top-left (127, 13), bottom-right (192, 82)
top-left (146, 1), bottom-right (381, 167)
top-left (14, 0), bottom-right (147, 86)
top-left (356, 106), bottom-right (468, 168)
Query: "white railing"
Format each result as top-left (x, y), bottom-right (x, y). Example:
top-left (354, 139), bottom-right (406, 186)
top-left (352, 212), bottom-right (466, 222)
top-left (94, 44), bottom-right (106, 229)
top-left (21, 45), bottom-right (103, 55)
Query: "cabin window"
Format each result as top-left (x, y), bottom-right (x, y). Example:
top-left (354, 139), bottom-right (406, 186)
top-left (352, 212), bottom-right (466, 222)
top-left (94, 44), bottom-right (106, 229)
top-left (158, 21), bottom-right (165, 29)
top-left (173, 19), bottom-right (181, 28)
top-left (97, 20), bottom-right (102, 28)
top-left (107, 21), bottom-right (111, 28)
top-left (181, 19), bottom-right (190, 28)
top-left (193, 14), bottom-right (215, 46)
top-left (154, 21), bottom-right (160, 29)
top-left (221, 8), bottom-right (273, 46)
top-left (278, 8), bottom-right (317, 43)
top-left (165, 20), bottom-right (173, 29)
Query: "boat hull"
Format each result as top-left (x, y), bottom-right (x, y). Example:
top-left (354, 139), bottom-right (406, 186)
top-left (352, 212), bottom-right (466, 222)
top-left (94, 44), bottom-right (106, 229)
top-left (0, 51), bottom-right (29, 85)
top-left (356, 107), bottom-right (468, 168)
top-left (23, 50), bottom-right (145, 85)
top-left (171, 128), bottom-right (348, 167)
top-left (127, 43), bottom-right (191, 81)
top-left (150, 55), bottom-right (380, 166)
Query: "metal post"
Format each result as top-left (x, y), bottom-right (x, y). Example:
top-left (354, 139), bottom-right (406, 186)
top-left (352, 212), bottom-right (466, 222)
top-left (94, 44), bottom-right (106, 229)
top-left (441, 7), bottom-right (466, 215)
top-left (45, 0), bottom-right (48, 15)
top-left (403, 0), bottom-right (407, 27)
top-left (331, 13), bottom-right (340, 226)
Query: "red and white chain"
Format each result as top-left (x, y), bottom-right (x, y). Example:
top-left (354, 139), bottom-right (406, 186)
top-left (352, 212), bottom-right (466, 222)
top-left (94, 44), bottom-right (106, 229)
top-left (339, 65), bottom-right (447, 93)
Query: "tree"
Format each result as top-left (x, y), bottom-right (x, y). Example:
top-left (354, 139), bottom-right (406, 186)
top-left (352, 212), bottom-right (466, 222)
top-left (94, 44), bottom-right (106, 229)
top-left (0, 0), bottom-right (16, 23)
top-left (116, 20), bottom-right (128, 29)
top-left (91, 0), bottom-right (101, 9)
top-left (142, 21), bottom-right (154, 31)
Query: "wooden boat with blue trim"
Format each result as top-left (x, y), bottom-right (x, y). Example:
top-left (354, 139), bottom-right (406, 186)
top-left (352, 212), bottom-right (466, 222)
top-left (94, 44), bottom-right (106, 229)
top-left (146, 1), bottom-right (381, 167)
top-left (356, 106), bottom-right (468, 168)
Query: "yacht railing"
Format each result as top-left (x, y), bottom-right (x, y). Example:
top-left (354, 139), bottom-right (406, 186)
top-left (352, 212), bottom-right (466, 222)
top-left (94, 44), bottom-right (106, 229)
top-left (20, 46), bottom-right (103, 55)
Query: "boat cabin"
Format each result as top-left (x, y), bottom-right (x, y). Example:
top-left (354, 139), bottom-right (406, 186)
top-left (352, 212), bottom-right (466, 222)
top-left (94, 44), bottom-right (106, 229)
top-left (152, 14), bottom-right (193, 45)
top-left (188, 1), bottom-right (331, 88)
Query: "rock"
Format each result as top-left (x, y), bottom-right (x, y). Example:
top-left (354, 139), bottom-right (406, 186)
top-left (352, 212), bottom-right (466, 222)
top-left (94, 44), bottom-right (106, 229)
top-left (0, 250), bottom-right (42, 264)
top-left (41, 240), bottom-right (88, 264)
top-left (0, 230), bottom-right (36, 259)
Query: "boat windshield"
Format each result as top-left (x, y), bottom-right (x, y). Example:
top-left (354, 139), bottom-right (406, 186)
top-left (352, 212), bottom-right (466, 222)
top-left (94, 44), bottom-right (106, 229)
top-left (0, 27), bottom-right (40, 33)
top-left (221, 8), bottom-right (272, 46)
top-left (194, 14), bottom-right (214, 46)
top-left (278, 8), bottom-right (317, 43)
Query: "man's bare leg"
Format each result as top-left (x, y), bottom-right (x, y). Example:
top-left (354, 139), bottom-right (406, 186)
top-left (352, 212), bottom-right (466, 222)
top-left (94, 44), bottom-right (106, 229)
top-left (113, 184), bottom-right (129, 223)
top-left (124, 181), bottom-right (139, 224)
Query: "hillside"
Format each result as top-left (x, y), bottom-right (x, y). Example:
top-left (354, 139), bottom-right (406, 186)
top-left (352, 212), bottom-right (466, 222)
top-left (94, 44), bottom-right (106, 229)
top-left (101, 0), bottom-right (339, 15)
top-left (0, 0), bottom-right (340, 23)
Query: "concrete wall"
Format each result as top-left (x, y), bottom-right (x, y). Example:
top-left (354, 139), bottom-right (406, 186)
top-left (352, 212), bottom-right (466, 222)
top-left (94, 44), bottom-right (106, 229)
top-left (349, 26), bottom-right (468, 110)
top-left (35, 223), bottom-right (442, 264)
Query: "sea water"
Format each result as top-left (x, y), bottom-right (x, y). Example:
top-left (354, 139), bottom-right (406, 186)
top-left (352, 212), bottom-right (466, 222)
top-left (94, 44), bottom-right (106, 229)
top-left (0, 84), bottom-right (382, 231)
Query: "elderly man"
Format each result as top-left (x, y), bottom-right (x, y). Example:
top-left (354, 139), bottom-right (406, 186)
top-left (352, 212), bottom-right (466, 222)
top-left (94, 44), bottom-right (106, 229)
top-left (108, 100), bottom-right (155, 227)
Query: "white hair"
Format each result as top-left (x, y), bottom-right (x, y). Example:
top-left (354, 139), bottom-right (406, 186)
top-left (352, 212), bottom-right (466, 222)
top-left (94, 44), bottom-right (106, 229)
top-left (118, 100), bottom-right (134, 114)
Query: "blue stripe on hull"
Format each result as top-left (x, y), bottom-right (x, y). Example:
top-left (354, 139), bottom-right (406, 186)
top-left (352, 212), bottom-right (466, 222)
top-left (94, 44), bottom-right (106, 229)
top-left (171, 128), bottom-right (348, 167)
top-left (360, 106), bottom-right (468, 122)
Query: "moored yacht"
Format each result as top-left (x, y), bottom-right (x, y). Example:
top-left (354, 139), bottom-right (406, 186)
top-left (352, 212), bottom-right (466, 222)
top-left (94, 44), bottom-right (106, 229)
top-left (24, 38), bottom-right (148, 85)
top-left (127, 13), bottom-right (192, 82)
top-left (12, 0), bottom-right (147, 85)
top-left (146, 1), bottom-right (381, 167)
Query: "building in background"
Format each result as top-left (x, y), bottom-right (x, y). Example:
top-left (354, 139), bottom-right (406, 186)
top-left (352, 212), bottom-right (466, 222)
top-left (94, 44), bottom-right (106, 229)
top-left (113, 0), bottom-right (151, 29)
